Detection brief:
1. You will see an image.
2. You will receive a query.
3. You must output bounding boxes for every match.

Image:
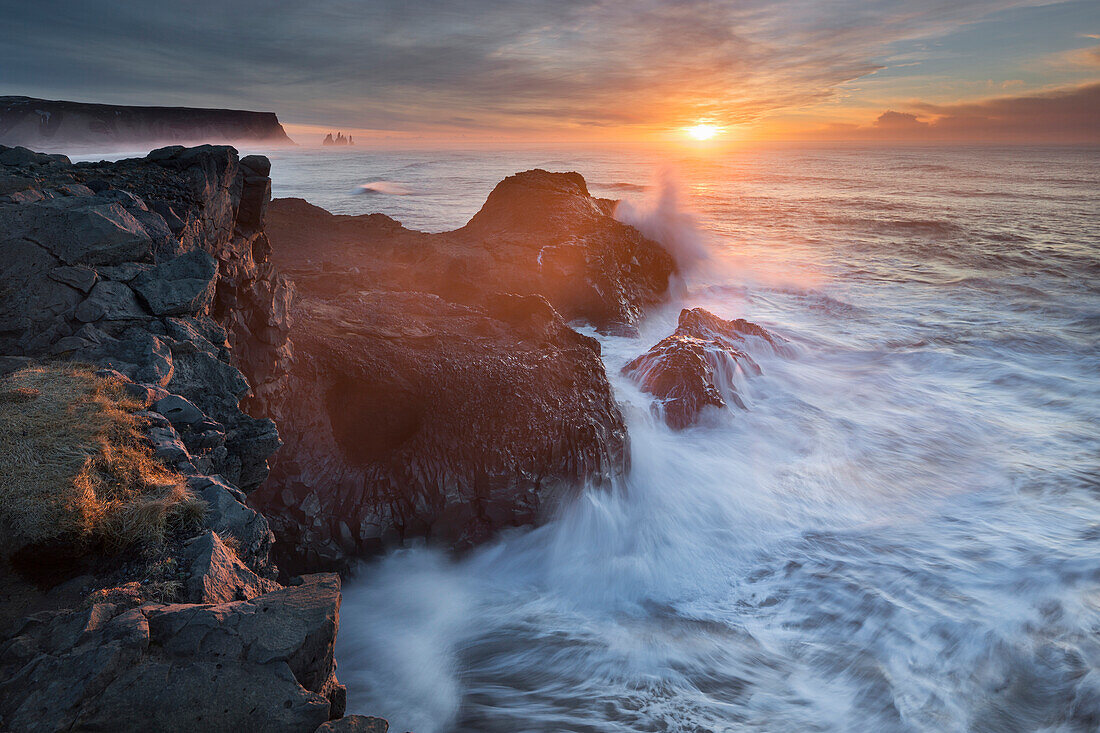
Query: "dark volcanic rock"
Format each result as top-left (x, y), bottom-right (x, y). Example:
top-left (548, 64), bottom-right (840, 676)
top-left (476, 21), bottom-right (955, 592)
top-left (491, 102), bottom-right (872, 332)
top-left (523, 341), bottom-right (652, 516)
top-left (266, 168), bottom-right (674, 333)
top-left (250, 169), bottom-right (675, 572)
top-left (624, 308), bottom-right (784, 429)
top-left (253, 290), bottom-right (628, 573)
top-left (0, 145), bottom-right (367, 731)
top-left (182, 530), bottom-right (280, 604)
top-left (0, 574), bottom-right (343, 732)
top-left (0, 96), bottom-right (294, 149)
top-left (0, 143), bottom-right (293, 489)
top-left (461, 170), bottom-right (676, 330)
top-left (317, 716), bottom-right (389, 732)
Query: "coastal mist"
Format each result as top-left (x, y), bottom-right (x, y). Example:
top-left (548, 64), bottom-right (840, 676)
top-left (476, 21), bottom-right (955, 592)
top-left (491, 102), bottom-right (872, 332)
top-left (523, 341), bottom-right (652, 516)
top-left (263, 145), bottom-right (1100, 732)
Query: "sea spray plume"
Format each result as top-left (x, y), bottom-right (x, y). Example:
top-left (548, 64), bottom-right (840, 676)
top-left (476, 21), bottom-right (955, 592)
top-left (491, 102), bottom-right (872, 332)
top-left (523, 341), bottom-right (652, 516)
top-left (337, 552), bottom-right (471, 733)
top-left (613, 169), bottom-right (711, 272)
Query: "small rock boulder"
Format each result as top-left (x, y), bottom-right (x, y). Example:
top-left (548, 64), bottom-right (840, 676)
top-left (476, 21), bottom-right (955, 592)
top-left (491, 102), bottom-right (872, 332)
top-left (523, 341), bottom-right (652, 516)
top-left (623, 307), bottom-right (782, 429)
top-left (153, 393), bottom-right (205, 426)
top-left (182, 530), bottom-right (279, 604)
top-left (74, 280), bottom-right (148, 322)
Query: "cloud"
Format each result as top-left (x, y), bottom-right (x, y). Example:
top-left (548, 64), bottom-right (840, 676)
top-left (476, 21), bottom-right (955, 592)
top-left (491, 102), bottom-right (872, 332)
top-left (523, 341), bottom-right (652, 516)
top-left (0, 0), bottom-right (1075, 137)
top-left (813, 82), bottom-right (1100, 142)
top-left (874, 111), bottom-right (929, 129)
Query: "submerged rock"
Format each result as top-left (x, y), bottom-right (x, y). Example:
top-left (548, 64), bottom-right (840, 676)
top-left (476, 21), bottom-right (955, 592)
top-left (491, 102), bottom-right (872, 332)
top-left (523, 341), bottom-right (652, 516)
top-left (624, 307), bottom-right (783, 429)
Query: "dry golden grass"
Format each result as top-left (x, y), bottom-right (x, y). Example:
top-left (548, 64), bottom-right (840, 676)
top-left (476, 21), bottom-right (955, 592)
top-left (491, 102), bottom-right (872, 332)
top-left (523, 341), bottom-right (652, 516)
top-left (0, 364), bottom-right (206, 554)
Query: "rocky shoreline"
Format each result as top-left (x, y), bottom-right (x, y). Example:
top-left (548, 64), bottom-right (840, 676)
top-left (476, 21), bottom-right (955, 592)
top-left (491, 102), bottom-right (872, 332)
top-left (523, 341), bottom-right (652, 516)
top-left (0, 142), bottom-right (776, 730)
top-left (0, 144), bottom-right (351, 730)
top-left (250, 171), bottom-right (674, 573)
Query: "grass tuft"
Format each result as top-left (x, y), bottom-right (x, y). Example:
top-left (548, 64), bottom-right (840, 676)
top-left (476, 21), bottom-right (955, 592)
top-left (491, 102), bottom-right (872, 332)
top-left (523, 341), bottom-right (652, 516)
top-left (0, 364), bottom-right (206, 555)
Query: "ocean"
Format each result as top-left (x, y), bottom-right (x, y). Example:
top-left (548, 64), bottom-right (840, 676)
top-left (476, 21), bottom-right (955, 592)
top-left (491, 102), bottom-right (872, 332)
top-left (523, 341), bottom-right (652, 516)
top-left (254, 144), bottom-right (1099, 731)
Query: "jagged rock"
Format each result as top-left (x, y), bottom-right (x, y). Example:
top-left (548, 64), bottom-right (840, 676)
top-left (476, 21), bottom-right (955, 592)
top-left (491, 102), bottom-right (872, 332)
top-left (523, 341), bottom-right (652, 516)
top-left (153, 392), bottom-right (204, 427)
top-left (240, 154), bottom-right (272, 177)
top-left (98, 262), bottom-right (152, 282)
top-left (142, 410), bottom-right (195, 472)
top-left (48, 264), bottom-right (97, 293)
top-left (0, 237), bottom-right (83, 340)
top-left (2, 197), bottom-right (153, 265)
top-left (131, 248), bottom-right (218, 316)
top-left (317, 716), bottom-right (389, 733)
top-left (253, 290), bottom-right (628, 573)
top-left (182, 530), bottom-right (279, 604)
top-left (74, 280), bottom-right (148, 322)
top-left (0, 145), bottom-right (343, 729)
top-left (189, 474), bottom-right (275, 573)
top-left (266, 169), bottom-right (674, 333)
top-left (623, 307), bottom-right (783, 429)
top-left (0, 575), bottom-right (343, 732)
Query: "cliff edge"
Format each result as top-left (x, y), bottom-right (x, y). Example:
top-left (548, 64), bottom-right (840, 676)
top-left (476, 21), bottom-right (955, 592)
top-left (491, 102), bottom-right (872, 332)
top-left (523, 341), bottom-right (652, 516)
top-left (0, 144), bottom-right (358, 731)
top-left (0, 97), bottom-right (295, 150)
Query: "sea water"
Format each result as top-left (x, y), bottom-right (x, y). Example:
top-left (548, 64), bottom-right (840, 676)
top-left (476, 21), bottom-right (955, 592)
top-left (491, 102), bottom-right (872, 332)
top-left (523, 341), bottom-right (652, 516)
top-left (261, 144), bottom-right (1100, 732)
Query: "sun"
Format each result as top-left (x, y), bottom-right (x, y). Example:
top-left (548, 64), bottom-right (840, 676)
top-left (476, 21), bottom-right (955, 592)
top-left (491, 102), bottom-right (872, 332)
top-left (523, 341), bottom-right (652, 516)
top-left (685, 123), bottom-right (721, 140)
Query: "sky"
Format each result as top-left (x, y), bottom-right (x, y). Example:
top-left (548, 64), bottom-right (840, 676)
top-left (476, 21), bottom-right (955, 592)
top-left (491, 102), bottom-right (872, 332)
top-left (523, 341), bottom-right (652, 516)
top-left (1, 0), bottom-right (1098, 143)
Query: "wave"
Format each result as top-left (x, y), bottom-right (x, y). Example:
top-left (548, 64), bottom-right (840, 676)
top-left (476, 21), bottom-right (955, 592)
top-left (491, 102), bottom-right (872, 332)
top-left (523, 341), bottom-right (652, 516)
top-left (598, 181), bottom-right (649, 193)
top-left (353, 181), bottom-right (414, 196)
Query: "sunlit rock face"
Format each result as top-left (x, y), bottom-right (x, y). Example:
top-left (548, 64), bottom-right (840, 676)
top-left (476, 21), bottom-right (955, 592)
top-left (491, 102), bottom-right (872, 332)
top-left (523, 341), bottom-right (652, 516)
top-left (265, 169), bottom-right (675, 335)
top-left (251, 170), bottom-right (670, 572)
top-left (461, 169), bottom-right (676, 332)
top-left (624, 308), bottom-right (783, 429)
top-left (253, 291), bottom-right (628, 574)
top-left (0, 145), bottom-right (350, 729)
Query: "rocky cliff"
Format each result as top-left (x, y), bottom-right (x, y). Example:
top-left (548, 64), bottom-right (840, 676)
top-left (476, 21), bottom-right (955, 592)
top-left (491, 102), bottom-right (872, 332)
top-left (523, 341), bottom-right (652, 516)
top-left (0, 143), bottom-right (676, 727)
top-left (0, 97), bottom-right (294, 150)
top-left (250, 171), bottom-right (674, 572)
top-left (0, 144), bottom-right (357, 731)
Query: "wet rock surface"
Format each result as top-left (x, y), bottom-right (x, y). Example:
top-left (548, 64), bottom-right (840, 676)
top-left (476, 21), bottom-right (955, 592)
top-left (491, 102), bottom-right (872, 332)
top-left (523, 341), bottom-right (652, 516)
top-left (253, 289), bottom-right (628, 573)
top-left (265, 168), bottom-right (674, 333)
top-left (253, 170), bottom-right (669, 573)
top-left (624, 308), bottom-right (784, 429)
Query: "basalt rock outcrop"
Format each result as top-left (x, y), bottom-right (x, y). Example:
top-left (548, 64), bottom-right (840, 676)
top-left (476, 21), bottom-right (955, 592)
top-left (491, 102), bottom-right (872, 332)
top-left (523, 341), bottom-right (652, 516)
top-left (0, 96), bottom-right (294, 150)
top-left (0, 574), bottom-right (343, 732)
top-left (0, 143), bottom-right (292, 489)
top-left (0, 145), bottom-right (357, 730)
top-left (266, 169), bottom-right (675, 334)
top-left (250, 170), bottom-right (671, 572)
top-left (624, 308), bottom-right (784, 429)
top-left (253, 290), bottom-right (627, 572)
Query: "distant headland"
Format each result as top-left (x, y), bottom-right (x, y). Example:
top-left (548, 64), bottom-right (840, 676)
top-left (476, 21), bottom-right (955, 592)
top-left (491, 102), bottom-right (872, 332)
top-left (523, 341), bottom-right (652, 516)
top-left (322, 131), bottom-right (354, 146)
top-left (0, 96), bottom-right (295, 150)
